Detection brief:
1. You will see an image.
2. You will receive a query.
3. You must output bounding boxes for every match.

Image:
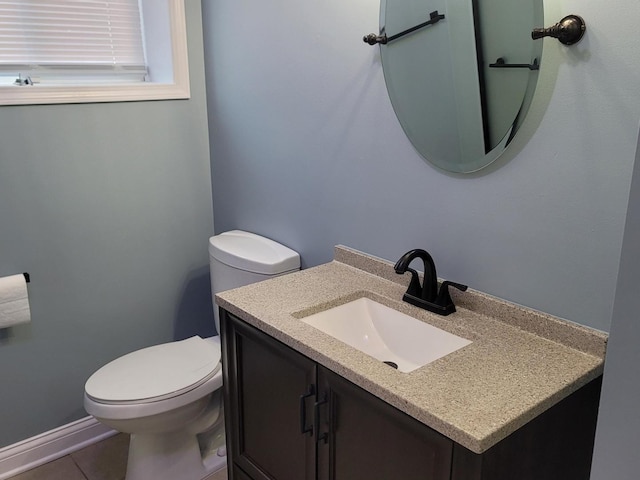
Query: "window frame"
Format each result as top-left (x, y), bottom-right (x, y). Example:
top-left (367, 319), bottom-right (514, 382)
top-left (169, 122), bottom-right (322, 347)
top-left (0, 0), bottom-right (190, 106)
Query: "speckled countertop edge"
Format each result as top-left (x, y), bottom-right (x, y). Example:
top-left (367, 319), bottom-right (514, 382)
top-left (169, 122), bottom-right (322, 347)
top-left (216, 246), bottom-right (607, 454)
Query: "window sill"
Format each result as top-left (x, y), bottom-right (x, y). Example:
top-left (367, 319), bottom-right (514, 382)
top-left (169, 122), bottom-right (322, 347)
top-left (0, 81), bottom-right (191, 106)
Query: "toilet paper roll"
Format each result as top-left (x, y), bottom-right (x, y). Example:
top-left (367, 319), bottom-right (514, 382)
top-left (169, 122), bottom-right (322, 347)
top-left (0, 274), bottom-right (31, 329)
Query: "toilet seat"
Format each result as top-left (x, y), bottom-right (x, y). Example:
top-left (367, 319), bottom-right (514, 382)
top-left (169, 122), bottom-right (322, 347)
top-left (85, 336), bottom-right (221, 405)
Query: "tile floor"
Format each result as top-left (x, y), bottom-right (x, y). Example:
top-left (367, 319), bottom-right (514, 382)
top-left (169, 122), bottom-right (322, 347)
top-left (8, 433), bottom-right (228, 480)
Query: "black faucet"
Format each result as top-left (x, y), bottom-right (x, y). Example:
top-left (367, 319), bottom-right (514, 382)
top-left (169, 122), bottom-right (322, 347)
top-left (394, 249), bottom-right (467, 316)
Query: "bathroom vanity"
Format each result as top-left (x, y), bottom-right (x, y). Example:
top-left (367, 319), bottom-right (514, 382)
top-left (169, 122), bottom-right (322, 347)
top-left (217, 247), bottom-right (606, 480)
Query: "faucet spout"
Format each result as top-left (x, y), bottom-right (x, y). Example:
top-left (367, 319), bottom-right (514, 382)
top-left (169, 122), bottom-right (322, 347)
top-left (393, 249), bottom-right (438, 302)
top-left (394, 248), bottom-right (467, 316)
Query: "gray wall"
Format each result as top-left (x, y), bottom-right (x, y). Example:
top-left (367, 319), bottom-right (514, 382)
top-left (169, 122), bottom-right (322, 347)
top-left (590, 128), bottom-right (640, 478)
top-left (0, 1), bottom-right (213, 447)
top-left (202, 0), bottom-right (640, 332)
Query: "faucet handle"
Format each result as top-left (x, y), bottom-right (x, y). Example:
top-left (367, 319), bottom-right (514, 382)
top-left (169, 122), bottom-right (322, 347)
top-left (400, 267), bottom-right (422, 298)
top-left (436, 281), bottom-right (468, 309)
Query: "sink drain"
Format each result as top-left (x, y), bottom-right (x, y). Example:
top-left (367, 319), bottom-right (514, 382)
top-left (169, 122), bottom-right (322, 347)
top-left (383, 361), bottom-right (398, 369)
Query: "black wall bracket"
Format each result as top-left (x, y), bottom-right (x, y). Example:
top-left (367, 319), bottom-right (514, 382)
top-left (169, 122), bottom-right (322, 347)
top-left (532, 14), bottom-right (586, 45)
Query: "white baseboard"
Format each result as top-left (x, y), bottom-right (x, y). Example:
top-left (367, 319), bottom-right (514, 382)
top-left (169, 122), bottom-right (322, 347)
top-left (0, 416), bottom-right (116, 480)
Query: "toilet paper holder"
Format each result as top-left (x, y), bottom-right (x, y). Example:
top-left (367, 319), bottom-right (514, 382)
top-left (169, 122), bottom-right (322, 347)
top-left (23, 272), bottom-right (30, 283)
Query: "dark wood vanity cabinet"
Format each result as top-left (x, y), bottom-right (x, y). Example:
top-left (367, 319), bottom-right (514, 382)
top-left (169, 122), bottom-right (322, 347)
top-left (222, 313), bottom-right (316, 480)
top-left (221, 310), bottom-right (602, 480)
top-left (315, 367), bottom-right (452, 480)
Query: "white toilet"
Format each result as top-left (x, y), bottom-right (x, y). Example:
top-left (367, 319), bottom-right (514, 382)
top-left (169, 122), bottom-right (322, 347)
top-left (84, 230), bottom-right (300, 480)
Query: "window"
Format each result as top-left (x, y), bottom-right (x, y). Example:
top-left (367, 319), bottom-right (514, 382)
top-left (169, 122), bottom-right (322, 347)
top-left (0, 0), bottom-right (189, 105)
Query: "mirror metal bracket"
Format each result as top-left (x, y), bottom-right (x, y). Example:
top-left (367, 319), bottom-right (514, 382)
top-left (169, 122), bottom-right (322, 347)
top-left (363, 10), bottom-right (445, 46)
top-left (489, 57), bottom-right (540, 71)
top-left (532, 15), bottom-right (586, 45)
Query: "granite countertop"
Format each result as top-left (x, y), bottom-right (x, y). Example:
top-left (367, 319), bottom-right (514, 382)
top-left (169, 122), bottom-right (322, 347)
top-left (215, 246), bottom-right (607, 454)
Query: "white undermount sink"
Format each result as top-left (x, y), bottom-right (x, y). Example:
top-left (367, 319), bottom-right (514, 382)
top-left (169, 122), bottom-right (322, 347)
top-left (301, 297), bottom-right (471, 373)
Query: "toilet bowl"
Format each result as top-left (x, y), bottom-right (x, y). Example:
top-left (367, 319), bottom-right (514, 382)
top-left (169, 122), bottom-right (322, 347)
top-left (84, 336), bottom-right (224, 480)
top-left (83, 231), bottom-right (300, 480)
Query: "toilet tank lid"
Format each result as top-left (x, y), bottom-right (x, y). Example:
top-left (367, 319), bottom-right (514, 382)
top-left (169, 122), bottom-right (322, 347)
top-left (209, 230), bottom-right (300, 275)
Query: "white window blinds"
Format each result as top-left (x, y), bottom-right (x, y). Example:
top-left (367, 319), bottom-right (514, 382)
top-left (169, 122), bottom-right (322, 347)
top-left (0, 0), bottom-right (146, 82)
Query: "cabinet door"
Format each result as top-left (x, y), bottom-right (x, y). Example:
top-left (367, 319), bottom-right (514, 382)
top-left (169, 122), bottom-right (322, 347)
top-left (317, 366), bottom-right (453, 480)
top-left (222, 312), bottom-right (317, 480)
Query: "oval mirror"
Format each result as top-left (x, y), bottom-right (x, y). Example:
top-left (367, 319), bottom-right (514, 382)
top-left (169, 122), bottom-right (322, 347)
top-left (379, 0), bottom-right (544, 173)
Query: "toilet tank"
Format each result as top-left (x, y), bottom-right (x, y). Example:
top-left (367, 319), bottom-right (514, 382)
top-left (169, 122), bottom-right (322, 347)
top-left (209, 230), bottom-right (300, 333)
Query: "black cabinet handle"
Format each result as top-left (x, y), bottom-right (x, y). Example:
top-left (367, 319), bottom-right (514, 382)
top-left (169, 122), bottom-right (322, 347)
top-left (314, 393), bottom-right (329, 444)
top-left (299, 385), bottom-right (315, 436)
